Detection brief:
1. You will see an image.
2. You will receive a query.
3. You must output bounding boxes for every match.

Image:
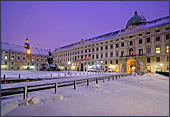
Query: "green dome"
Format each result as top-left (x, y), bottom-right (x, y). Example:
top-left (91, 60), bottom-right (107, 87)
top-left (126, 11), bottom-right (146, 28)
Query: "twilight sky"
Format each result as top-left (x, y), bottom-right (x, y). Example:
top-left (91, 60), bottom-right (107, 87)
top-left (1, 1), bottom-right (169, 51)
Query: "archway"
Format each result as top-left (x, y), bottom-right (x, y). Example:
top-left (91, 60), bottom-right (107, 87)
top-left (127, 59), bottom-right (136, 73)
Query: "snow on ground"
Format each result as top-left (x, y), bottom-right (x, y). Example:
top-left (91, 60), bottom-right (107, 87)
top-left (1, 73), bottom-right (169, 116)
top-left (1, 70), bottom-right (126, 89)
top-left (1, 70), bottom-right (117, 80)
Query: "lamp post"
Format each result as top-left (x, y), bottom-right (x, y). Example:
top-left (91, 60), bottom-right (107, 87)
top-left (68, 61), bottom-right (71, 75)
top-left (160, 64), bottom-right (163, 72)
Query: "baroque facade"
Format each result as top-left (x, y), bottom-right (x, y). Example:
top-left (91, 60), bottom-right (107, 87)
top-left (1, 42), bottom-right (48, 70)
top-left (53, 12), bottom-right (169, 74)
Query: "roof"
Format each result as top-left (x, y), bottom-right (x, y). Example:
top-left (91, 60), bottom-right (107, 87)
top-left (54, 16), bottom-right (169, 53)
top-left (1, 42), bottom-right (49, 56)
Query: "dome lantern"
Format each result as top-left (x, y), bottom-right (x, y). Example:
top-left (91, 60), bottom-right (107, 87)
top-left (126, 11), bottom-right (146, 28)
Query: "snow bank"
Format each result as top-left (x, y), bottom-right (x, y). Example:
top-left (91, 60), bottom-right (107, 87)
top-left (1, 102), bottom-right (19, 116)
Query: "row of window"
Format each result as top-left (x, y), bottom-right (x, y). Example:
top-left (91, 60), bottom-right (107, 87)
top-left (4, 56), bottom-right (46, 62)
top-left (147, 56), bottom-right (169, 63)
top-left (4, 61), bottom-right (40, 66)
top-left (57, 46), bottom-right (169, 62)
top-left (57, 34), bottom-right (169, 57)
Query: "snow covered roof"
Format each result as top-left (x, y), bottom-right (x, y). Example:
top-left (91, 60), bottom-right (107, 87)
top-left (53, 16), bottom-right (169, 53)
top-left (1, 42), bottom-right (49, 56)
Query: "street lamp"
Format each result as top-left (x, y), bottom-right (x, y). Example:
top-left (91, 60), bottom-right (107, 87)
top-left (160, 64), bottom-right (163, 72)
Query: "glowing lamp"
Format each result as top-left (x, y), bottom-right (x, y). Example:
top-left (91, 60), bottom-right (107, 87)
top-left (26, 49), bottom-right (31, 54)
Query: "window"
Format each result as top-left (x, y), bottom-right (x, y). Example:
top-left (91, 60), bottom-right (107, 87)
top-left (156, 57), bottom-right (160, 62)
top-left (129, 36), bottom-right (133, 38)
top-left (130, 41), bottom-right (133, 46)
top-left (105, 46), bottom-right (108, 50)
top-left (156, 30), bottom-right (160, 32)
top-left (121, 38), bottom-right (124, 40)
top-left (166, 34), bottom-right (169, 40)
top-left (96, 47), bottom-right (98, 51)
top-left (129, 48), bottom-right (133, 56)
top-left (110, 53), bottom-right (113, 57)
top-left (5, 61), bottom-right (7, 65)
top-left (116, 39), bottom-right (119, 41)
top-left (23, 63), bottom-right (24, 65)
top-left (96, 55), bottom-right (98, 59)
top-left (116, 52), bottom-right (119, 57)
top-left (116, 44), bottom-right (119, 48)
top-left (105, 61), bottom-right (107, 64)
top-left (167, 56), bottom-right (169, 62)
top-left (11, 62), bottom-right (13, 65)
top-left (110, 45), bottom-right (113, 49)
top-left (110, 60), bottom-right (112, 64)
top-left (11, 56), bottom-right (14, 60)
top-left (121, 43), bottom-right (124, 47)
top-left (101, 54), bottom-right (103, 58)
top-left (147, 58), bottom-right (150, 63)
top-left (101, 43), bottom-right (103, 45)
top-left (18, 56), bottom-right (20, 60)
top-left (146, 38), bottom-right (150, 43)
top-left (5, 55), bottom-right (8, 60)
top-left (32, 58), bottom-right (34, 62)
top-left (156, 35), bottom-right (160, 41)
top-left (147, 48), bottom-right (151, 54)
top-left (101, 47), bottom-right (103, 50)
top-left (93, 48), bottom-right (95, 52)
top-left (146, 32), bottom-right (150, 35)
top-left (105, 53), bottom-right (108, 58)
top-left (167, 65), bottom-right (169, 70)
top-left (156, 47), bottom-right (161, 53)
top-left (85, 50), bottom-right (87, 53)
top-left (121, 51), bottom-right (124, 56)
top-left (139, 49), bottom-right (143, 55)
top-left (17, 62), bottom-right (20, 65)
top-left (139, 34), bottom-right (142, 36)
top-left (85, 55), bottom-right (87, 60)
top-left (116, 60), bottom-right (118, 64)
top-left (167, 46), bottom-right (169, 52)
top-left (139, 39), bottom-right (142, 44)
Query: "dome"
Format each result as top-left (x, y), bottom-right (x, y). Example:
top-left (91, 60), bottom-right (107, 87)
top-left (126, 11), bottom-right (146, 28)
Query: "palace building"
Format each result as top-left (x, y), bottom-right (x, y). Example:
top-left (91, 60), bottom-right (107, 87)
top-left (1, 41), bottom-right (48, 70)
top-left (53, 11), bottom-right (169, 74)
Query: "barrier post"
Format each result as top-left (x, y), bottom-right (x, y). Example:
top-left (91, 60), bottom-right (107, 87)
top-left (108, 76), bottom-right (110, 81)
top-left (74, 81), bottom-right (76, 89)
top-left (55, 83), bottom-right (58, 93)
top-left (24, 87), bottom-right (28, 99)
top-left (87, 79), bottom-right (89, 86)
top-left (3, 74), bottom-right (5, 80)
top-left (96, 78), bottom-right (98, 84)
top-left (103, 77), bottom-right (105, 82)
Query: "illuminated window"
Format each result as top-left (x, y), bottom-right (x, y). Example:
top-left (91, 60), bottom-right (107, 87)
top-left (166, 46), bottom-right (169, 53)
top-left (156, 47), bottom-right (161, 53)
top-left (11, 56), bottom-right (14, 60)
top-left (5, 56), bottom-right (8, 60)
top-left (121, 51), bottom-right (124, 56)
top-left (17, 62), bottom-right (20, 65)
top-left (23, 63), bottom-right (24, 65)
top-left (139, 49), bottom-right (143, 55)
top-left (27, 58), bottom-right (29, 61)
top-left (85, 55), bottom-right (87, 60)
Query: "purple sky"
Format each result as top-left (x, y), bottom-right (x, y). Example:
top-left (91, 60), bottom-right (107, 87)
top-left (1, 1), bottom-right (169, 50)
